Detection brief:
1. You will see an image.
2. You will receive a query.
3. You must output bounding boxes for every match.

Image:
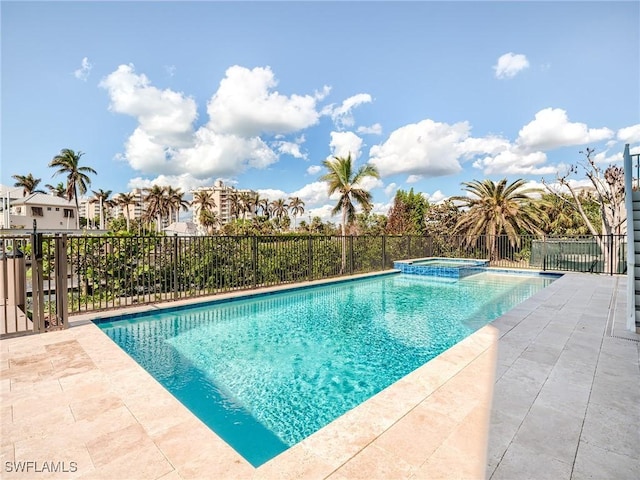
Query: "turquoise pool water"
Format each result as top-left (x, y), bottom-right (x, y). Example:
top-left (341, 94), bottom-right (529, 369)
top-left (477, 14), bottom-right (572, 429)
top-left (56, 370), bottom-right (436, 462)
top-left (95, 271), bottom-right (556, 466)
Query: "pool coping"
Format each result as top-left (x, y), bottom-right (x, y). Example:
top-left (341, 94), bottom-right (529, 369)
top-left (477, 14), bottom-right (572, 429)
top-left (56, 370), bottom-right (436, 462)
top-left (2, 269), bottom-right (575, 478)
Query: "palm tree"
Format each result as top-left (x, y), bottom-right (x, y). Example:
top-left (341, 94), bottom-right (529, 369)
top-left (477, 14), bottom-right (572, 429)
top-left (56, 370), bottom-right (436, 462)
top-left (12, 173), bottom-right (44, 195)
top-left (45, 182), bottom-right (66, 198)
top-left (269, 198), bottom-right (289, 230)
top-left (228, 191), bottom-right (240, 221)
top-left (199, 209), bottom-right (220, 234)
top-left (115, 192), bottom-right (137, 231)
top-left (192, 190), bottom-right (217, 233)
top-left (238, 192), bottom-right (253, 220)
top-left (48, 149), bottom-right (97, 229)
top-left (166, 186), bottom-right (189, 223)
top-left (91, 189), bottom-right (112, 229)
top-left (288, 196), bottom-right (305, 230)
top-left (143, 185), bottom-right (170, 232)
top-left (321, 153), bottom-right (380, 236)
top-left (451, 178), bottom-right (545, 260)
top-left (321, 153), bottom-right (380, 272)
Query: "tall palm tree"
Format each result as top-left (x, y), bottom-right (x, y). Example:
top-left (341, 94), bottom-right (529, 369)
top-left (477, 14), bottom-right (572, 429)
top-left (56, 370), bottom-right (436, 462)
top-left (91, 189), bottom-right (112, 229)
top-left (48, 149), bottom-right (97, 229)
top-left (191, 190), bottom-right (217, 232)
top-left (451, 178), bottom-right (545, 260)
top-left (12, 173), bottom-right (44, 195)
top-left (269, 198), bottom-right (289, 230)
top-left (228, 191), bottom-right (240, 221)
top-left (166, 186), bottom-right (189, 223)
top-left (143, 185), bottom-right (170, 232)
top-left (199, 209), bottom-right (220, 234)
top-left (288, 196), bottom-right (305, 230)
top-left (321, 153), bottom-right (380, 272)
top-left (115, 192), bottom-right (137, 231)
top-left (45, 182), bottom-right (67, 198)
top-left (238, 192), bottom-right (253, 220)
top-left (320, 153), bottom-right (380, 236)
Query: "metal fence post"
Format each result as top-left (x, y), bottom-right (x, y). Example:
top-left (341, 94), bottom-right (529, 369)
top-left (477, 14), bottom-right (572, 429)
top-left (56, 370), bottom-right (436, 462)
top-left (173, 234), bottom-right (179, 300)
top-left (252, 236), bottom-right (258, 288)
top-left (609, 233), bottom-right (614, 276)
top-left (307, 235), bottom-right (313, 281)
top-left (382, 235), bottom-right (386, 270)
top-left (55, 234), bottom-right (68, 328)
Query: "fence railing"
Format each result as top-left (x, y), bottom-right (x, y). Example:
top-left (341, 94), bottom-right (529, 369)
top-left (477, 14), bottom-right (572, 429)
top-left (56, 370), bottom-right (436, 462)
top-left (0, 232), bottom-right (627, 337)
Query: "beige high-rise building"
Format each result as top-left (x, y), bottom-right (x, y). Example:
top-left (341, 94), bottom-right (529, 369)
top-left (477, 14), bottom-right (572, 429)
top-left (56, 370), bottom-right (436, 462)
top-left (191, 180), bottom-right (257, 231)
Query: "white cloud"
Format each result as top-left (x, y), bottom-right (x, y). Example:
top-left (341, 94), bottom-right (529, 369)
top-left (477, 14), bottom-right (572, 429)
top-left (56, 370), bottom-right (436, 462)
top-left (323, 93), bottom-right (372, 129)
top-left (329, 131), bottom-right (363, 160)
top-left (175, 128), bottom-right (278, 177)
top-left (371, 201), bottom-right (393, 216)
top-left (618, 124), bottom-right (640, 143)
top-left (472, 149), bottom-right (557, 175)
top-left (369, 119), bottom-right (467, 177)
top-left (290, 181), bottom-right (332, 206)
top-left (358, 175), bottom-right (383, 192)
top-left (274, 140), bottom-right (306, 159)
top-left (100, 64), bottom-right (326, 181)
top-left (74, 57), bottom-right (92, 81)
top-left (357, 123), bottom-right (382, 135)
top-left (307, 165), bottom-right (322, 175)
top-left (207, 65), bottom-right (321, 137)
top-left (406, 175), bottom-right (422, 184)
top-left (256, 188), bottom-right (288, 201)
top-left (127, 173), bottom-right (210, 194)
top-left (593, 150), bottom-right (623, 164)
top-left (426, 190), bottom-right (447, 203)
top-left (384, 182), bottom-right (397, 197)
top-left (100, 64), bottom-right (197, 148)
top-left (516, 108), bottom-right (614, 152)
top-left (494, 52), bottom-right (529, 79)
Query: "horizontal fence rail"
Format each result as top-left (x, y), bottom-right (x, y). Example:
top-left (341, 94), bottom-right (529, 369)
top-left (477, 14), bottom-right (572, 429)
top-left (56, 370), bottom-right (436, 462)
top-left (0, 233), bottom-right (627, 331)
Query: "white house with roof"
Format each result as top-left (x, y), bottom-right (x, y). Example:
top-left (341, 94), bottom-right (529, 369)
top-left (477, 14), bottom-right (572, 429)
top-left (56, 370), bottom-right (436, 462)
top-left (0, 185), bottom-right (79, 231)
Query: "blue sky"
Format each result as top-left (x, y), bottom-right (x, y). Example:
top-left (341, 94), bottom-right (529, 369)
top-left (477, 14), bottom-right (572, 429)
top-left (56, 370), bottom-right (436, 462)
top-left (2, 1), bottom-right (639, 222)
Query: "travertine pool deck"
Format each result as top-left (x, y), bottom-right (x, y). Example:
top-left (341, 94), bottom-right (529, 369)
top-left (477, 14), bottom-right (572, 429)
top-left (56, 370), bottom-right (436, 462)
top-left (1, 272), bottom-right (639, 479)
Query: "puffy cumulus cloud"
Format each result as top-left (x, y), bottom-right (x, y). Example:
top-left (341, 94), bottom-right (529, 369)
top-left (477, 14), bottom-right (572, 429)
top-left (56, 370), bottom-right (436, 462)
top-left (100, 64), bottom-right (197, 148)
top-left (323, 93), bottom-right (372, 129)
top-left (406, 175), bottom-right (422, 184)
top-left (458, 136), bottom-right (510, 159)
top-left (306, 165), bottom-right (322, 175)
top-left (307, 204), bottom-right (338, 223)
top-left (74, 57), bottom-right (93, 81)
top-left (127, 173), bottom-right (210, 194)
top-left (274, 140), bottom-right (306, 159)
top-left (371, 201), bottom-right (393, 216)
top-left (329, 131), bottom-right (363, 160)
top-left (123, 128), bottom-right (178, 174)
top-left (357, 123), bottom-right (383, 135)
top-left (593, 150), bottom-right (623, 164)
top-left (384, 182), bottom-right (397, 197)
top-left (369, 119), bottom-right (468, 177)
top-left (516, 108), bottom-right (614, 152)
top-left (472, 149), bottom-right (557, 175)
top-left (290, 181), bottom-right (332, 206)
top-left (618, 124), bottom-right (640, 143)
top-left (494, 52), bottom-right (529, 79)
top-left (256, 188), bottom-right (288, 201)
top-left (426, 190), bottom-right (447, 203)
top-left (174, 128), bottom-right (278, 177)
top-left (358, 175), bottom-right (383, 192)
top-left (207, 65), bottom-right (320, 137)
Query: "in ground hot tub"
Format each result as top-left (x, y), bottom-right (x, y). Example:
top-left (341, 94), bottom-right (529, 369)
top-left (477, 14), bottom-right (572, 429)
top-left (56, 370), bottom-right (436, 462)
top-left (393, 257), bottom-right (489, 278)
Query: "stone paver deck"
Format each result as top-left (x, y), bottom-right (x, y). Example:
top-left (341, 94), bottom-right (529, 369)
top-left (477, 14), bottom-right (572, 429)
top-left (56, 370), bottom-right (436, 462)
top-left (1, 272), bottom-right (639, 479)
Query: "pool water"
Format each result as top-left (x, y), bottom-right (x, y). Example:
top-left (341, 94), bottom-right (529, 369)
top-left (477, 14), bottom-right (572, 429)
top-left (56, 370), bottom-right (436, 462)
top-left (96, 271), bottom-right (556, 466)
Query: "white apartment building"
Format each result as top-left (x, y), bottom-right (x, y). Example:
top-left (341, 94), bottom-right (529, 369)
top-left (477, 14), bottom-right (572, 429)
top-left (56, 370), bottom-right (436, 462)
top-left (191, 180), bottom-right (256, 232)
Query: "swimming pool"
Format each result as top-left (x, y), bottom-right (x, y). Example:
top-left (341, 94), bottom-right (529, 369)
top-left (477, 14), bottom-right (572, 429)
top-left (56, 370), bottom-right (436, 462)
top-left (95, 270), bottom-right (557, 466)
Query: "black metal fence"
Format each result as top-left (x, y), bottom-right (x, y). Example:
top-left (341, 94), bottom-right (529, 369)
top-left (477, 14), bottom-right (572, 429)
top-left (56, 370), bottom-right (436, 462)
top-left (0, 232), bottom-right (627, 336)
